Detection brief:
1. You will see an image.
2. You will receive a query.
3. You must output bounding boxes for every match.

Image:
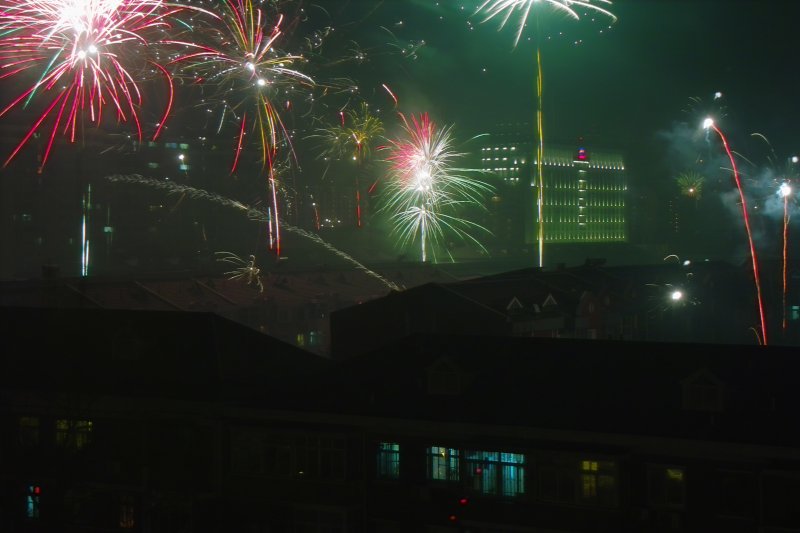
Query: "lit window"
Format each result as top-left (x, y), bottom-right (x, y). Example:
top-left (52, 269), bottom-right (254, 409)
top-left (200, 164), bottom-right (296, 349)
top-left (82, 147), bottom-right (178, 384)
top-left (427, 447), bottom-right (460, 482)
top-left (464, 451), bottom-right (525, 496)
top-left (55, 419), bottom-right (93, 450)
top-left (580, 459), bottom-right (617, 506)
top-left (119, 495), bottom-right (135, 529)
top-left (309, 331), bottom-right (321, 347)
top-left (296, 333), bottom-right (305, 347)
top-left (377, 442), bottom-right (400, 479)
top-left (648, 465), bottom-right (685, 509)
top-left (26, 485), bottom-right (40, 519)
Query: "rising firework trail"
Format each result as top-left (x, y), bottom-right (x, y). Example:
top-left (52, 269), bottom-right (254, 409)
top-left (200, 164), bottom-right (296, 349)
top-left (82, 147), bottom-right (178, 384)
top-left (381, 112), bottom-right (493, 263)
top-left (0, 0), bottom-right (190, 168)
top-left (703, 118), bottom-right (767, 345)
top-left (475, 0), bottom-right (617, 268)
top-left (104, 174), bottom-right (401, 291)
top-left (779, 182), bottom-right (791, 332)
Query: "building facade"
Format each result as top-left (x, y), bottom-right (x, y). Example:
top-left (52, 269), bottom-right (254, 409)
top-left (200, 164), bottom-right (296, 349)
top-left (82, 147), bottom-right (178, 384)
top-left (477, 124), bottom-right (627, 253)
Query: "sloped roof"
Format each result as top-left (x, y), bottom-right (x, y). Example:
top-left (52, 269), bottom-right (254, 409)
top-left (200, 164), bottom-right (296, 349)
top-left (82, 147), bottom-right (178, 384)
top-left (288, 333), bottom-right (800, 449)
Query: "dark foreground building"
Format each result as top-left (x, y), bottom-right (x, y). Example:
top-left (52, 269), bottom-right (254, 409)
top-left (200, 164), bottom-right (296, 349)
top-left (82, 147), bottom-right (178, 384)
top-left (2, 306), bottom-right (800, 532)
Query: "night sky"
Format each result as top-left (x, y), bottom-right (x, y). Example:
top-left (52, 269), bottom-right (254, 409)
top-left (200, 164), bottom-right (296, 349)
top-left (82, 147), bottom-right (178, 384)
top-left (316, 0), bottom-right (799, 176)
top-left (1, 0), bottom-right (799, 275)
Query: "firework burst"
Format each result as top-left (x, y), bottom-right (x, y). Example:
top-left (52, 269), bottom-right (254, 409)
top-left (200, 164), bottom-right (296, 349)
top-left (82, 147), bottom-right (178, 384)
top-left (380, 113), bottom-right (493, 263)
top-left (167, 0), bottom-right (314, 256)
top-left (215, 251), bottom-right (264, 292)
top-left (167, 0), bottom-right (313, 172)
top-left (476, 0), bottom-right (617, 47)
top-left (0, 0), bottom-right (188, 168)
top-left (312, 102), bottom-right (384, 227)
top-left (676, 171), bottom-right (705, 200)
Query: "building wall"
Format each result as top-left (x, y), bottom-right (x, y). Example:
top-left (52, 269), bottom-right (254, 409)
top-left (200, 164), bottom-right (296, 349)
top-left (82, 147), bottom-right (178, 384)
top-left (477, 128), bottom-right (627, 250)
top-left (532, 145), bottom-right (627, 244)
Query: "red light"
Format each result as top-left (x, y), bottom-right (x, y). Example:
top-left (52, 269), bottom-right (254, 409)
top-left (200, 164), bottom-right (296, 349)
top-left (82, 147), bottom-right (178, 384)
top-left (33, 486), bottom-right (40, 495)
top-left (475, 467), bottom-right (482, 475)
top-left (459, 498), bottom-right (469, 506)
top-left (449, 515), bottom-right (457, 522)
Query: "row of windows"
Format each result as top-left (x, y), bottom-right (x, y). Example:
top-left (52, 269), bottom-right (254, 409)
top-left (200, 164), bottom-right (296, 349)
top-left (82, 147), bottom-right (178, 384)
top-left (377, 444), bottom-right (629, 506)
top-left (545, 234), bottom-right (627, 242)
top-left (22, 485), bottom-right (135, 529)
top-left (19, 417), bottom-right (93, 450)
top-left (533, 160), bottom-right (626, 170)
top-left (539, 184), bottom-right (628, 191)
top-left (545, 201), bottom-right (627, 207)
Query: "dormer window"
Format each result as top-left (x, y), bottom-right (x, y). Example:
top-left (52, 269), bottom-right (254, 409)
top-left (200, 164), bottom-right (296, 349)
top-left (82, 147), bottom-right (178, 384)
top-left (682, 370), bottom-right (724, 412)
top-left (427, 358), bottom-right (462, 396)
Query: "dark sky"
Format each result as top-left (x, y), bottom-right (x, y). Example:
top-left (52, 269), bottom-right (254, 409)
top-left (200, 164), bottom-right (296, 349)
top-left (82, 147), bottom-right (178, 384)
top-left (313, 0), bottom-right (800, 176)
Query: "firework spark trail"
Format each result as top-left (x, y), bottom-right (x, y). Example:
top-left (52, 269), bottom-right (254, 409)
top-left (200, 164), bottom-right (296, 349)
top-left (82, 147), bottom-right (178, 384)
top-left (311, 102), bottom-right (384, 228)
top-left (705, 120), bottom-right (767, 345)
top-left (382, 113), bottom-right (493, 263)
top-left (104, 174), bottom-right (401, 291)
top-left (780, 183), bottom-right (791, 331)
top-left (166, 0), bottom-right (314, 256)
top-left (0, 0), bottom-right (188, 168)
top-left (476, 0), bottom-right (617, 47)
top-left (215, 251), bottom-right (264, 292)
top-left (167, 1), bottom-right (313, 173)
top-left (475, 0), bottom-right (616, 268)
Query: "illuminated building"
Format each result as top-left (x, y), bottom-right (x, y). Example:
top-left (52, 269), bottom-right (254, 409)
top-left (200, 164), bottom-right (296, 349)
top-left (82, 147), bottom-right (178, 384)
top-left (532, 144), bottom-right (627, 244)
top-left (478, 124), bottom-right (627, 252)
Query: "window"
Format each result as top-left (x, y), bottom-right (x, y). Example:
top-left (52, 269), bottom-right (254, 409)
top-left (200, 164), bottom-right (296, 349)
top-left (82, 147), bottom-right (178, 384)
top-left (428, 447), bottom-right (460, 482)
top-left (716, 470), bottom-right (755, 519)
top-left (377, 442), bottom-right (400, 479)
top-left (580, 460), bottom-right (618, 506)
top-left (464, 451), bottom-right (525, 497)
top-left (19, 416), bottom-right (39, 446)
top-left (309, 330), bottom-right (322, 347)
top-left (648, 465), bottom-right (686, 509)
top-left (296, 436), bottom-right (345, 480)
top-left (119, 495), bottom-right (135, 529)
top-left (55, 419), bottom-right (93, 450)
top-left (540, 457), bottom-right (617, 506)
top-left (427, 359), bottom-right (461, 395)
top-left (26, 485), bottom-right (40, 519)
top-left (230, 430), bottom-right (345, 480)
top-left (501, 453), bottom-right (526, 496)
top-left (682, 370), bottom-right (724, 412)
